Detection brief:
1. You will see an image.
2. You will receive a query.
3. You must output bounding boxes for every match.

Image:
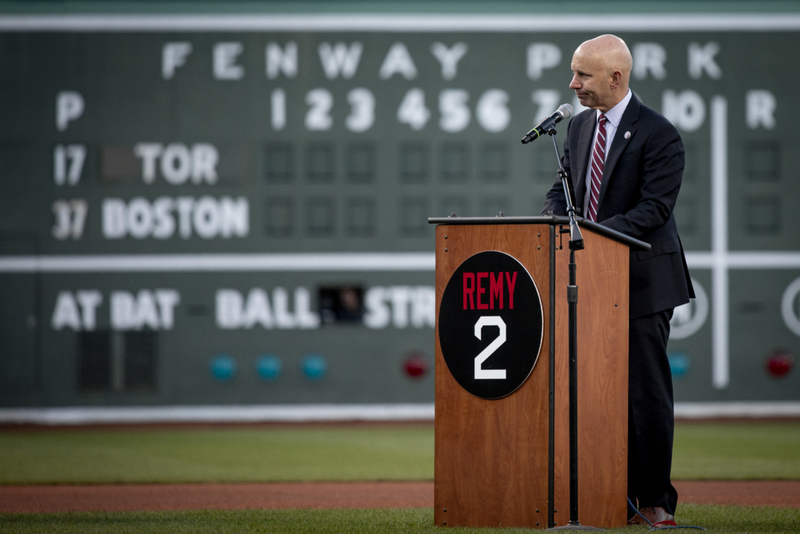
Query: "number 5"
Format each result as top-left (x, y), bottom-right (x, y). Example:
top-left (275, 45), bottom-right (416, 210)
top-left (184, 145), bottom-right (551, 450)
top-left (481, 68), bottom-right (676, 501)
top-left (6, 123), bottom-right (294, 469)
top-left (474, 316), bottom-right (506, 380)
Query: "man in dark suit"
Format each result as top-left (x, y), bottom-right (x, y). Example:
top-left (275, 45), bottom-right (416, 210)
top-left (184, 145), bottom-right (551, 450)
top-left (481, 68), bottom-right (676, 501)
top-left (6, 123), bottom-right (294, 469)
top-left (541, 34), bottom-right (694, 527)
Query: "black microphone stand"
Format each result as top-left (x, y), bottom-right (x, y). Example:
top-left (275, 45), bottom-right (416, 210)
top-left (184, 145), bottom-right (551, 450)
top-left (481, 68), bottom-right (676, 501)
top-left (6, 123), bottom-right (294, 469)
top-left (546, 129), bottom-right (601, 531)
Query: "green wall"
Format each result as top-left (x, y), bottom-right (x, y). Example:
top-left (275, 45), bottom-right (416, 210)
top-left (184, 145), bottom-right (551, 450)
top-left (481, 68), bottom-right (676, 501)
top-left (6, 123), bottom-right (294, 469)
top-left (0, 7), bottom-right (798, 407)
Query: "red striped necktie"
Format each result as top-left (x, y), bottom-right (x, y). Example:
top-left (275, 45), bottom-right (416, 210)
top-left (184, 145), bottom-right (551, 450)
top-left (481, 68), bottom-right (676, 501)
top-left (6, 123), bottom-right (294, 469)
top-left (587, 114), bottom-right (607, 222)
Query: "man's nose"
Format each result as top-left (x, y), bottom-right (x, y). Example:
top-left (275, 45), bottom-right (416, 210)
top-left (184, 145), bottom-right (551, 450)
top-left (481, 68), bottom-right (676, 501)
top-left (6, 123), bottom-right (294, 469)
top-left (569, 77), bottom-right (580, 90)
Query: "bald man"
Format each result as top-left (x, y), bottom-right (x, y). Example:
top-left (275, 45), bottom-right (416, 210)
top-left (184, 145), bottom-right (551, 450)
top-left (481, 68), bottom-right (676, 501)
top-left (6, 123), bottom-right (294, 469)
top-left (542, 35), bottom-right (694, 527)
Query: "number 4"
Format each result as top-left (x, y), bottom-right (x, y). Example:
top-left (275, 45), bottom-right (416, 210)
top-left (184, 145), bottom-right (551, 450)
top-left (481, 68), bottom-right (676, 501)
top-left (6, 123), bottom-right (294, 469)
top-left (474, 316), bottom-right (507, 380)
top-left (397, 88), bottom-right (430, 131)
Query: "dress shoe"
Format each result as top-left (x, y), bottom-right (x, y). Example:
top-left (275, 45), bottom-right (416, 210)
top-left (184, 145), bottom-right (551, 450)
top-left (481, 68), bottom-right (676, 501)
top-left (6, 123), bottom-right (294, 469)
top-left (628, 506), bottom-right (676, 528)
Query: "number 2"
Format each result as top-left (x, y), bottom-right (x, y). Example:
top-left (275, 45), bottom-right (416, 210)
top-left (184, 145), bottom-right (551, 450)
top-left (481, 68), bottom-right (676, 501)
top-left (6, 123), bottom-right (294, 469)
top-left (305, 88), bottom-right (333, 131)
top-left (474, 316), bottom-right (506, 380)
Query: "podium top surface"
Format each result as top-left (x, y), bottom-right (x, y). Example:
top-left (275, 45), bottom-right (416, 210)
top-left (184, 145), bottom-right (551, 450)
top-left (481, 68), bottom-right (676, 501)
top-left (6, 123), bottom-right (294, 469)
top-left (427, 215), bottom-right (651, 251)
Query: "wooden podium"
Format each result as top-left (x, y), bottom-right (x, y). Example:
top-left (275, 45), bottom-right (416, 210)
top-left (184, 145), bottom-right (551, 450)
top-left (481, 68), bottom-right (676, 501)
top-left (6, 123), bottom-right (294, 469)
top-left (431, 216), bottom-right (647, 529)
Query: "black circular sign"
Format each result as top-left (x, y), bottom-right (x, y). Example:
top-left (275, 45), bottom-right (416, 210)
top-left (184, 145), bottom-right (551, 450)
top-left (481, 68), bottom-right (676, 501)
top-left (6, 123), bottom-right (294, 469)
top-left (439, 251), bottom-right (543, 400)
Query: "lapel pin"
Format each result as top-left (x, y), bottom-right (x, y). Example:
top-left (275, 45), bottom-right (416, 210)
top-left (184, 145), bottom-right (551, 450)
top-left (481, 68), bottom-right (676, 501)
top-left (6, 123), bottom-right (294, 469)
top-left (624, 131), bottom-right (631, 139)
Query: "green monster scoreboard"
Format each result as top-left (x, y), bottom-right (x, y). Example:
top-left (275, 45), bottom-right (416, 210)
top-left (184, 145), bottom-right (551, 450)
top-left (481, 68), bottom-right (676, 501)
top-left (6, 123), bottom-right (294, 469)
top-left (1, 13), bottom-right (799, 411)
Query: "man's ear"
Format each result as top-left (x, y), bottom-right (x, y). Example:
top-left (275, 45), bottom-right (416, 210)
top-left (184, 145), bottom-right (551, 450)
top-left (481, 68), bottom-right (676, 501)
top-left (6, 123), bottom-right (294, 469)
top-left (610, 70), bottom-right (622, 89)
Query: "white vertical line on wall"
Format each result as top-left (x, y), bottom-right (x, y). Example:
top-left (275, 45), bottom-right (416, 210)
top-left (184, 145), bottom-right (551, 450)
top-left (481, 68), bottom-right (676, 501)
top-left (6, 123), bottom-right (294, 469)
top-left (711, 96), bottom-right (730, 389)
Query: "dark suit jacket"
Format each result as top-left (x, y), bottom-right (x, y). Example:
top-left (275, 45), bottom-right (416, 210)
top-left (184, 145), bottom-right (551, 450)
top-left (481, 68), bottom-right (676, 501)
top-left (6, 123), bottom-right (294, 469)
top-left (542, 93), bottom-right (694, 318)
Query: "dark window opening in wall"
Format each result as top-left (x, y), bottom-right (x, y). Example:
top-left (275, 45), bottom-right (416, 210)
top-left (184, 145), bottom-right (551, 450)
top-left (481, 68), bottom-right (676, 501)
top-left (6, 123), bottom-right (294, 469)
top-left (264, 143), bottom-right (295, 183)
top-left (745, 142), bottom-right (781, 182)
top-left (347, 143), bottom-right (376, 183)
top-left (439, 142), bottom-right (470, 182)
top-left (264, 197), bottom-right (295, 237)
top-left (78, 332), bottom-right (111, 391)
top-left (400, 197), bottom-right (429, 237)
top-left (78, 331), bottom-right (157, 392)
top-left (319, 286), bottom-right (364, 324)
top-left (399, 143), bottom-right (429, 183)
top-left (530, 143), bottom-right (555, 183)
top-left (745, 195), bottom-right (781, 234)
top-left (306, 144), bottom-right (335, 183)
top-left (305, 197), bottom-right (336, 237)
top-left (479, 143), bottom-right (509, 182)
top-left (124, 332), bottom-right (157, 390)
top-left (345, 197), bottom-right (375, 237)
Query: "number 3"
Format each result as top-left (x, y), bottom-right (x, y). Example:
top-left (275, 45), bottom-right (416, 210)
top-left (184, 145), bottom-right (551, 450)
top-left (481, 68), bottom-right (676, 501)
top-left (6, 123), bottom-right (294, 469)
top-left (474, 316), bottom-right (506, 380)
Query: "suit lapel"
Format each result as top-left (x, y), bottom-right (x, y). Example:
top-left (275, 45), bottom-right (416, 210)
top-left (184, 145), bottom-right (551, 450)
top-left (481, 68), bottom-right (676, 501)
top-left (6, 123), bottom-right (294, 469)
top-left (597, 94), bottom-right (641, 211)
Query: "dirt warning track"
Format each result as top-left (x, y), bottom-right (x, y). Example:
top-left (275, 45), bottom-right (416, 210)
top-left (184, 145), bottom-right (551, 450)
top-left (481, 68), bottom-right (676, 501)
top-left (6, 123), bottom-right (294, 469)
top-left (2, 480), bottom-right (800, 513)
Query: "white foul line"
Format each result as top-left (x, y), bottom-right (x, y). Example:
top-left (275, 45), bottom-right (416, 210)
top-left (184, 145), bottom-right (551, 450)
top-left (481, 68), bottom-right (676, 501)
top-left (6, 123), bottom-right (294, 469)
top-left (1, 401), bottom-right (798, 424)
top-left (0, 404), bottom-right (436, 425)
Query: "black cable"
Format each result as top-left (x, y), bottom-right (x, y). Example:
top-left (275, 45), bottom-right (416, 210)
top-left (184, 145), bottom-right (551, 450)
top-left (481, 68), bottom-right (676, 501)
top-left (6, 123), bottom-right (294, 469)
top-left (627, 497), bottom-right (706, 531)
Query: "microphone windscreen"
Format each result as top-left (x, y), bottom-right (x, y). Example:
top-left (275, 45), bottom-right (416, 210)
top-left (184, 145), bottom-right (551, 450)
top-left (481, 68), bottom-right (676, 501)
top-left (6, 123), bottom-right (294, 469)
top-left (559, 103), bottom-right (574, 119)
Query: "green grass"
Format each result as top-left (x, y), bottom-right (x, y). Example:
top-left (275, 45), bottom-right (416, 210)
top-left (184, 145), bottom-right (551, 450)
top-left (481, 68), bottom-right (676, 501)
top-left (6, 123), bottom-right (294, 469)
top-left (1, 422), bottom-right (800, 533)
top-left (1, 505), bottom-right (799, 534)
top-left (1, 422), bottom-right (800, 484)
top-left (672, 422), bottom-right (800, 480)
top-left (0, 426), bottom-right (434, 484)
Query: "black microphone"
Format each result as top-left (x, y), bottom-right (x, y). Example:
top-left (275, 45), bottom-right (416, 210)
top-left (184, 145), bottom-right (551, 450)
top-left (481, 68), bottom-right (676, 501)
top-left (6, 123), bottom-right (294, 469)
top-left (521, 104), bottom-right (574, 144)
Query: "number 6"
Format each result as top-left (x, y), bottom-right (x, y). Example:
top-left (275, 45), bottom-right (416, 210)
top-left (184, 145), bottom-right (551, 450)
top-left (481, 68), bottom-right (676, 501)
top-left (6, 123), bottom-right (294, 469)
top-left (474, 316), bottom-right (506, 380)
